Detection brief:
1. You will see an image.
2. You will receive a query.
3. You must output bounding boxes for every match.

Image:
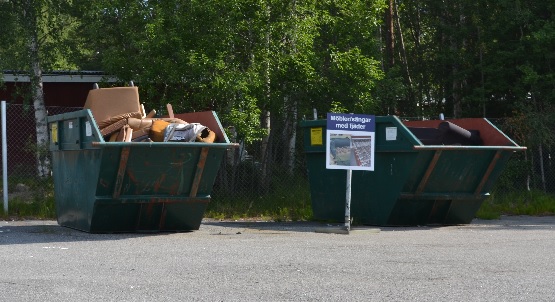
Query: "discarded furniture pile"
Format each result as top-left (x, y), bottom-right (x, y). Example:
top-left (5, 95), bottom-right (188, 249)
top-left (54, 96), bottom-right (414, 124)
top-left (85, 86), bottom-right (216, 144)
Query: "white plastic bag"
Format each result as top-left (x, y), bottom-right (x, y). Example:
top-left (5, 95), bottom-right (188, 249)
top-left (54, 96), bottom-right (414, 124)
top-left (163, 123), bottom-right (207, 142)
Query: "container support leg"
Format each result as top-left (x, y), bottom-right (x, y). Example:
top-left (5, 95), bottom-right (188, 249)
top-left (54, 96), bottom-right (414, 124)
top-left (113, 147), bottom-right (131, 199)
top-left (416, 150), bottom-right (442, 195)
top-left (474, 150), bottom-right (502, 197)
top-left (158, 203), bottom-right (167, 230)
top-left (190, 147), bottom-right (209, 198)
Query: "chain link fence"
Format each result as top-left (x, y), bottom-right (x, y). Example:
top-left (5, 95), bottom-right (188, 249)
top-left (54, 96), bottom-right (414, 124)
top-left (1, 105), bottom-right (82, 206)
top-left (487, 118), bottom-right (552, 195)
top-left (0, 104), bottom-right (550, 216)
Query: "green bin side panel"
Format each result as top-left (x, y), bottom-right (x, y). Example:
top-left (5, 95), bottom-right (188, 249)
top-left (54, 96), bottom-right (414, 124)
top-left (403, 149), bottom-right (499, 194)
top-left (475, 150), bottom-right (515, 194)
top-left (52, 149), bottom-right (102, 232)
top-left (306, 152), bottom-right (418, 224)
top-left (89, 202), bottom-right (208, 233)
top-left (305, 152), bottom-right (346, 221)
top-left (301, 116), bottom-right (523, 226)
top-left (87, 145), bottom-right (224, 233)
top-left (393, 149), bottom-right (516, 225)
top-left (352, 117), bottom-right (420, 225)
top-left (302, 119), bottom-right (343, 221)
top-left (388, 197), bottom-right (485, 225)
top-left (96, 146), bottom-right (224, 198)
top-left (302, 116), bottom-right (420, 224)
top-left (351, 152), bottom-right (419, 225)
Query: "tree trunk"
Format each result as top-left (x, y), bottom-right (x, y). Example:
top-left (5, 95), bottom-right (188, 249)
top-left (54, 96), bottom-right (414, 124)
top-left (287, 104), bottom-right (297, 175)
top-left (394, 0), bottom-right (410, 83)
top-left (539, 144), bottom-right (546, 192)
top-left (394, 0), bottom-right (415, 115)
top-left (282, 97), bottom-right (297, 175)
top-left (31, 57), bottom-right (49, 178)
top-left (384, 0), bottom-right (395, 69)
top-left (478, 28), bottom-right (486, 117)
top-left (451, 5), bottom-right (465, 118)
top-left (259, 0), bottom-right (272, 187)
top-left (26, 1), bottom-right (50, 178)
top-left (450, 29), bottom-right (462, 118)
top-left (260, 109), bottom-right (271, 181)
top-left (452, 64), bottom-right (462, 118)
top-left (284, 0), bottom-right (298, 176)
top-left (528, 149), bottom-right (533, 191)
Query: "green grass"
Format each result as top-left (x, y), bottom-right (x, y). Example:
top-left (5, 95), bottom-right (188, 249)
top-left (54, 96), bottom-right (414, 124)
top-left (0, 194), bottom-right (56, 220)
top-left (206, 176), bottom-right (313, 222)
top-left (0, 177), bottom-right (57, 220)
top-left (477, 189), bottom-right (555, 219)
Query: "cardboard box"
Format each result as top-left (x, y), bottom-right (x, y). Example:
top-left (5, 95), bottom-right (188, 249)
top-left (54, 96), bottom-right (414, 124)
top-left (84, 87), bottom-right (142, 128)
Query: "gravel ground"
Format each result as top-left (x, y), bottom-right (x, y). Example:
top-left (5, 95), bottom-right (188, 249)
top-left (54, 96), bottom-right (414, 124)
top-left (1, 216), bottom-right (554, 301)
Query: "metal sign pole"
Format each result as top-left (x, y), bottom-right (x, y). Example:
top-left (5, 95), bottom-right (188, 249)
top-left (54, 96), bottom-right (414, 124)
top-left (2, 100), bottom-right (8, 214)
top-left (316, 113), bottom-right (376, 235)
top-left (345, 169), bottom-right (352, 232)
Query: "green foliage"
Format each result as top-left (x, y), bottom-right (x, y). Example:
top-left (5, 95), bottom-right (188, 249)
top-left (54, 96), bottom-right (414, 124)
top-left (224, 99), bottom-right (268, 144)
top-left (329, 101), bottom-right (348, 113)
top-left (493, 154), bottom-right (530, 194)
top-left (72, 0), bottom-right (386, 142)
top-left (327, 47), bottom-right (383, 113)
top-left (3, 0), bottom-right (555, 123)
top-left (502, 105), bottom-right (555, 148)
top-left (375, 75), bottom-right (408, 116)
top-left (0, 0), bottom-right (85, 71)
top-left (385, 0), bottom-right (555, 118)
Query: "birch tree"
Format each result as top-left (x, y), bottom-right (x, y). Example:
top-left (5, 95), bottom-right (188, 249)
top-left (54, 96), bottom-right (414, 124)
top-left (0, 0), bottom-right (80, 178)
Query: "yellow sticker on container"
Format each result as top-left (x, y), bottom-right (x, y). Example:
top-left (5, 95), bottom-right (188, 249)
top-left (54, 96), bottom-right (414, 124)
top-left (310, 127), bottom-right (323, 146)
top-left (51, 124), bottom-right (58, 144)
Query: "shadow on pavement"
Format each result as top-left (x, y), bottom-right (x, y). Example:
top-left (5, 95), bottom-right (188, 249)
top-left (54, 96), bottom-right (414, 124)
top-left (2, 215), bottom-right (553, 245)
top-left (0, 221), bottom-right (186, 245)
top-left (202, 215), bottom-right (555, 233)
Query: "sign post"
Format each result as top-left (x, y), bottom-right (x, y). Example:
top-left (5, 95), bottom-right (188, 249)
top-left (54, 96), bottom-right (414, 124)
top-left (2, 101), bottom-right (7, 214)
top-left (326, 113), bottom-right (375, 232)
top-left (345, 169), bottom-right (352, 230)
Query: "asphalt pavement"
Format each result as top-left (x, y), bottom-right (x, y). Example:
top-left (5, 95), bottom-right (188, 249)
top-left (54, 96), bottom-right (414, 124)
top-left (1, 216), bottom-right (554, 301)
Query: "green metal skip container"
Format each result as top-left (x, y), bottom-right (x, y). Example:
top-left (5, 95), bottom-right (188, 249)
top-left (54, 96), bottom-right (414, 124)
top-left (47, 109), bottom-right (234, 233)
top-left (301, 116), bottom-right (526, 226)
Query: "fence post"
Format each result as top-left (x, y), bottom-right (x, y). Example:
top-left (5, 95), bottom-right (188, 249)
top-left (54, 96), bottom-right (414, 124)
top-left (2, 100), bottom-right (8, 213)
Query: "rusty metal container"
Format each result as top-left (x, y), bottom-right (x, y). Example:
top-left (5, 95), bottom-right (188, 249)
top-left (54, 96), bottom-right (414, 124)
top-left (47, 109), bottom-right (233, 233)
top-left (301, 116), bottom-right (526, 226)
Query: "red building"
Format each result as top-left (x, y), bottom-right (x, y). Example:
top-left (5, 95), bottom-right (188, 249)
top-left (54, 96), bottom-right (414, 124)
top-left (1, 71), bottom-right (116, 176)
top-left (1, 71), bottom-right (116, 107)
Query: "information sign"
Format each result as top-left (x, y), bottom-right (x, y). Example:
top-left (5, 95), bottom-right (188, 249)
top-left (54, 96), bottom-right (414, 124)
top-left (326, 113), bottom-right (375, 171)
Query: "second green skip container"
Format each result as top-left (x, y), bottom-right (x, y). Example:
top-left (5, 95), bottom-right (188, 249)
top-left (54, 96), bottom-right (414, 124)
top-left (302, 116), bottom-right (525, 226)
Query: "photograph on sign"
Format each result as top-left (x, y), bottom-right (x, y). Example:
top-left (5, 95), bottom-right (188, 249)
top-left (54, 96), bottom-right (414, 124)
top-left (326, 130), bottom-right (375, 170)
top-left (326, 113), bottom-right (375, 171)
